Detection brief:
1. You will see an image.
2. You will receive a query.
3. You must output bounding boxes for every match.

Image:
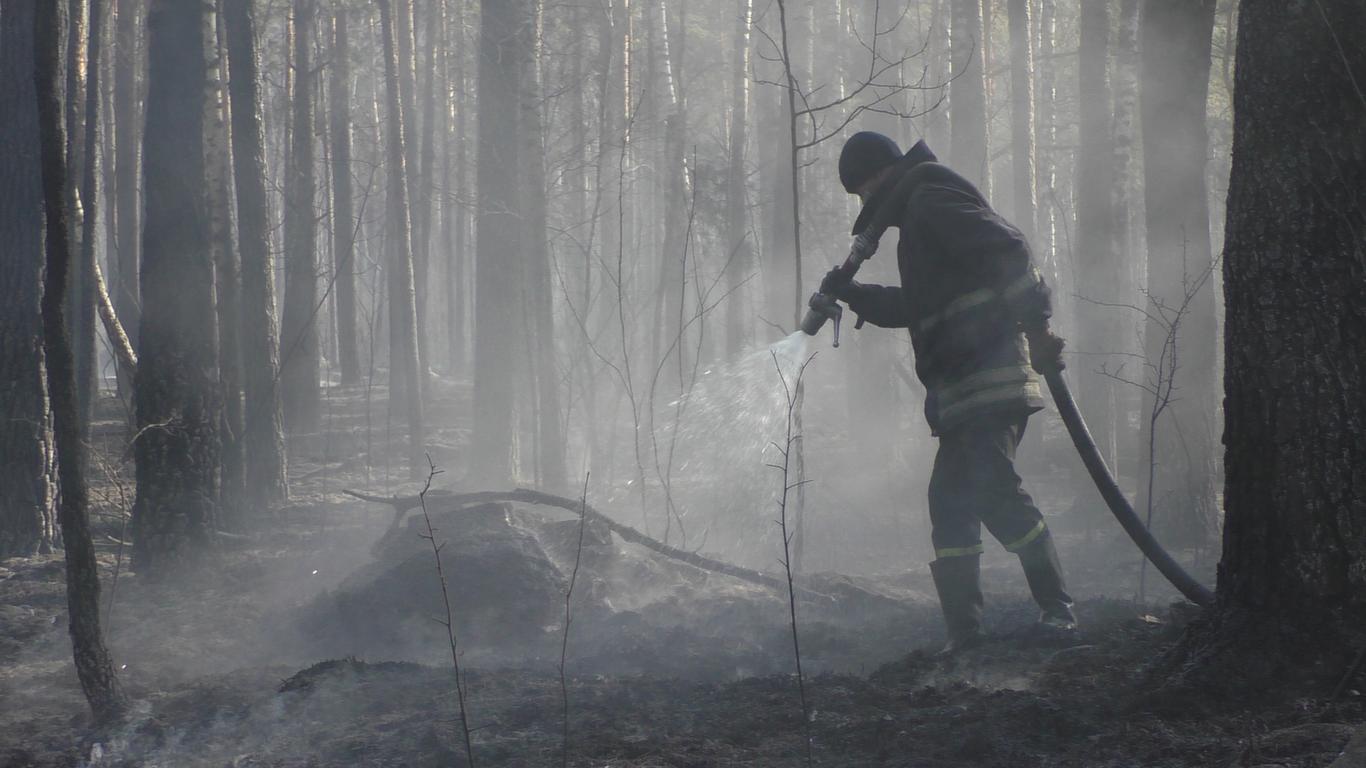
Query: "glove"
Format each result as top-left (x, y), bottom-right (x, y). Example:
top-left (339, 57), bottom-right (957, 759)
top-left (1025, 325), bottom-right (1066, 374)
top-left (819, 264), bottom-right (857, 299)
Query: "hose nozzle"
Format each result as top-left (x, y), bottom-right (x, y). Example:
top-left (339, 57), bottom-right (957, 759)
top-left (800, 292), bottom-right (844, 347)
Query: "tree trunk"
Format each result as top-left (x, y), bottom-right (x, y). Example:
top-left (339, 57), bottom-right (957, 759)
top-left (1137, 0), bottom-right (1218, 548)
top-left (518, 0), bottom-right (566, 491)
top-left (280, 0), bottom-right (320, 435)
top-left (35, 1), bottom-right (127, 720)
top-left (65, 0), bottom-right (100, 436)
top-left (0, 0), bottom-right (58, 558)
top-left (472, 0), bottom-right (525, 483)
top-left (949, 0), bottom-right (990, 196)
top-left (395, 0), bottom-right (428, 375)
top-left (724, 0), bottom-right (752, 361)
top-left (330, 7), bottom-right (360, 385)
top-left (446, 0), bottom-right (468, 372)
top-left (224, 0), bottom-right (288, 507)
top-left (206, 0), bottom-right (243, 516)
top-left (1032, 0), bottom-right (1055, 275)
top-left (112, 0), bottom-right (140, 401)
top-left (378, 0), bottom-right (425, 480)
top-left (1071, 0), bottom-right (1120, 505)
top-left (1212, 0), bottom-right (1366, 651)
top-left (133, 0), bottom-right (221, 575)
top-left (1006, 0), bottom-right (1035, 245)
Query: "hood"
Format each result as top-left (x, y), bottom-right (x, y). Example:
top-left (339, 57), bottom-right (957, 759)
top-left (851, 139), bottom-right (938, 236)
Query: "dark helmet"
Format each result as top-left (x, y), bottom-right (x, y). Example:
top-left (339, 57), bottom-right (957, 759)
top-left (839, 131), bottom-right (902, 193)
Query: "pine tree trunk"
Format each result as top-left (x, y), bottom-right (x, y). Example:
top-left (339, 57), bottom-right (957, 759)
top-left (1032, 0), bottom-right (1055, 275)
top-left (1212, 0), bottom-right (1366, 650)
top-left (224, 0), bottom-right (288, 507)
top-left (133, 0), bottom-right (221, 574)
top-left (949, 0), bottom-right (990, 196)
top-left (112, 0), bottom-right (140, 401)
top-left (472, 0), bottom-right (525, 483)
top-left (724, 0), bottom-right (752, 361)
top-left (446, 0), bottom-right (468, 372)
top-left (330, 7), bottom-right (360, 385)
top-left (66, 0), bottom-right (101, 436)
top-left (395, 0), bottom-right (428, 376)
top-left (207, 1), bottom-right (244, 516)
top-left (280, 0), bottom-right (320, 435)
top-left (0, 0), bottom-right (58, 558)
top-left (378, 0), bottom-right (425, 480)
top-left (1006, 0), bottom-right (1035, 245)
top-left (1137, 0), bottom-right (1218, 548)
top-left (35, 2), bottom-right (127, 719)
top-left (1072, 0), bottom-right (1120, 497)
top-left (518, 0), bottom-right (566, 490)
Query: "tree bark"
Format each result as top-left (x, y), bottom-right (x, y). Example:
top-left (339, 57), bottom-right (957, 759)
top-left (1006, 0), bottom-right (1035, 245)
top-left (949, 0), bottom-right (990, 196)
top-left (280, 0), bottom-right (320, 435)
top-left (1213, 0), bottom-right (1366, 650)
top-left (133, 0), bottom-right (221, 574)
top-left (330, 6), bottom-right (360, 385)
top-left (35, 1), bottom-right (128, 720)
top-left (378, 0), bottom-right (425, 480)
top-left (112, 0), bottom-right (140, 401)
top-left (518, 0), bottom-right (566, 490)
top-left (224, 0), bottom-right (288, 507)
top-left (1072, 0), bottom-right (1120, 499)
top-left (395, 0), bottom-right (428, 374)
top-left (0, 0), bottom-right (58, 558)
top-left (1137, 0), bottom-right (1218, 547)
top-left (724, 0), bottom-right (752, 361)
top-left (65, 0), bottom-right (100, 436)
top-left (472, 0), bottom-right (525, 483)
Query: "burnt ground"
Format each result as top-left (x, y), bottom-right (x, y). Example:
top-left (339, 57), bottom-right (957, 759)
top-left (2, 384), bottom-right (1364, 767)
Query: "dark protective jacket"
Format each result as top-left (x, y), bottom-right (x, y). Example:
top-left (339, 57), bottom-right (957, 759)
top-left (843, 147), bottom-right (1051, 434)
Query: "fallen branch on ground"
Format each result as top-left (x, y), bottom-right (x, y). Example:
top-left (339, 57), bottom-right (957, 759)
top-left (342, 487), bottom-right (834, 603)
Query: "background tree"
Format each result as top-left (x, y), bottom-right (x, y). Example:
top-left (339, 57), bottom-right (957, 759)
top-left (949, 0), bottom-right (990, 195)
top-left (132, 0), bottom-right (221, 574)
top-left (472, 0), bottom-right (527, 483)
top-left (0, 0), bottom-right (58, 558)
top-left (330, 4), bottom-right (361, 386)
top-left (35, 0), bottom-right (127, 720)
top-left (224, 0), bottom-right (289, 507)
top-left (112, 0), bottom-right (142, 402)
top-left (279, 0), bottom-right (321, 436)
top-left (1203, 0), bottom-right (1366, 664)
top-left (1137, 0), bottom-right (1218, 547)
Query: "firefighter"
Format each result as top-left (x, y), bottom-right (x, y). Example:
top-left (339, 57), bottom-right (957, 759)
top-left (823, 131), bottom-right (1076, 654)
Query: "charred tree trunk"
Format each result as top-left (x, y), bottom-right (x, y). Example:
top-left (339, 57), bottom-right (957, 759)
top-left (35, 2), bottom-right (127, 720)
top-left (1137, 0), bottom-right (1218, 547)
top-left (330, 7), bottom-right (360, 385)
top-left (378, 0), bottom-right (425, 479)
top-left (472, 0), bottom-right (525, 483)
top-left (112, 0), bottom-right (140, 401)
top-left (133, 0), bottom-right (221, 574)
top-left (280, 0), bottom-right (320, 435)
top-left (949, 0), bottom-right (990, 196)
top-left (724, 0), bottom-right (752, 361)
top-left (0, 0), bottom-right (58, 558)
top-left (224, 0), bottom-right (288, 506)
top-left (207, 1), bottom-right (244, 515)
top-left (1207, 0), bottom-right (1366, 658)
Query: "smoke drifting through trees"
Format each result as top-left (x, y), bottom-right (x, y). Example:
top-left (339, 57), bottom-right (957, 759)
top-left (0, 0), bottom-right (1252, 577)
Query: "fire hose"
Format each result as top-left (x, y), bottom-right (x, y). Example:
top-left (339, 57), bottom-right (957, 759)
top-left (801, 178), bottom-right (1214, 607)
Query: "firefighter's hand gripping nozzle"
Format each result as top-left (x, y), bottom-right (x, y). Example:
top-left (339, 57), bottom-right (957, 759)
top-left (800, 292), bottom-right (844, 346)
top-left (801, 231), bottom-right (878, 347)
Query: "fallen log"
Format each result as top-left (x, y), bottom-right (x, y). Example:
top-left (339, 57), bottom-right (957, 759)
top-left (342, 487), bottom-right (833, 603)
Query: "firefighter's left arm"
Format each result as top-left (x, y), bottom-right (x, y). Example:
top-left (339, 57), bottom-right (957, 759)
top-left (912, 184), bottom-right (1053, 328)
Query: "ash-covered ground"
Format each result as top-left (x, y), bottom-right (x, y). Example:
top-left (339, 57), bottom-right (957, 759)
top-left (2, 384), bottom-right (1363, 767)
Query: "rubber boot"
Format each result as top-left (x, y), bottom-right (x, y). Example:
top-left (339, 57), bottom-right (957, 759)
top-left (930, 555), bottom-right (985, 655)
top-left (1017, 533), bottom-right (1077, 630)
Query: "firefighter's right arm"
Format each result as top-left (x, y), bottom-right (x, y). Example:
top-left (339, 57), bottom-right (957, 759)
top-left (840, 282), bottom-right (912, 329)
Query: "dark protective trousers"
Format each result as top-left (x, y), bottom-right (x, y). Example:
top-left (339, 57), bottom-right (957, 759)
top-left (927, 411), bottom-right (1074, 623)
top-left (928, 413), bottom-right (1047, 559)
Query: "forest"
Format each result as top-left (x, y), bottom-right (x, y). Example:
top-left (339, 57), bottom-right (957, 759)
top-left (1, 0), bottom-right (1363, 765)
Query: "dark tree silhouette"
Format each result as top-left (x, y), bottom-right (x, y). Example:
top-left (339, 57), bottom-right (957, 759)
top-left (0, 0), bottom-right (58, 558)
top-left (35, 0), bottom-right (127, 720)
top-left (132, 0), bottom-right (221, 573)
